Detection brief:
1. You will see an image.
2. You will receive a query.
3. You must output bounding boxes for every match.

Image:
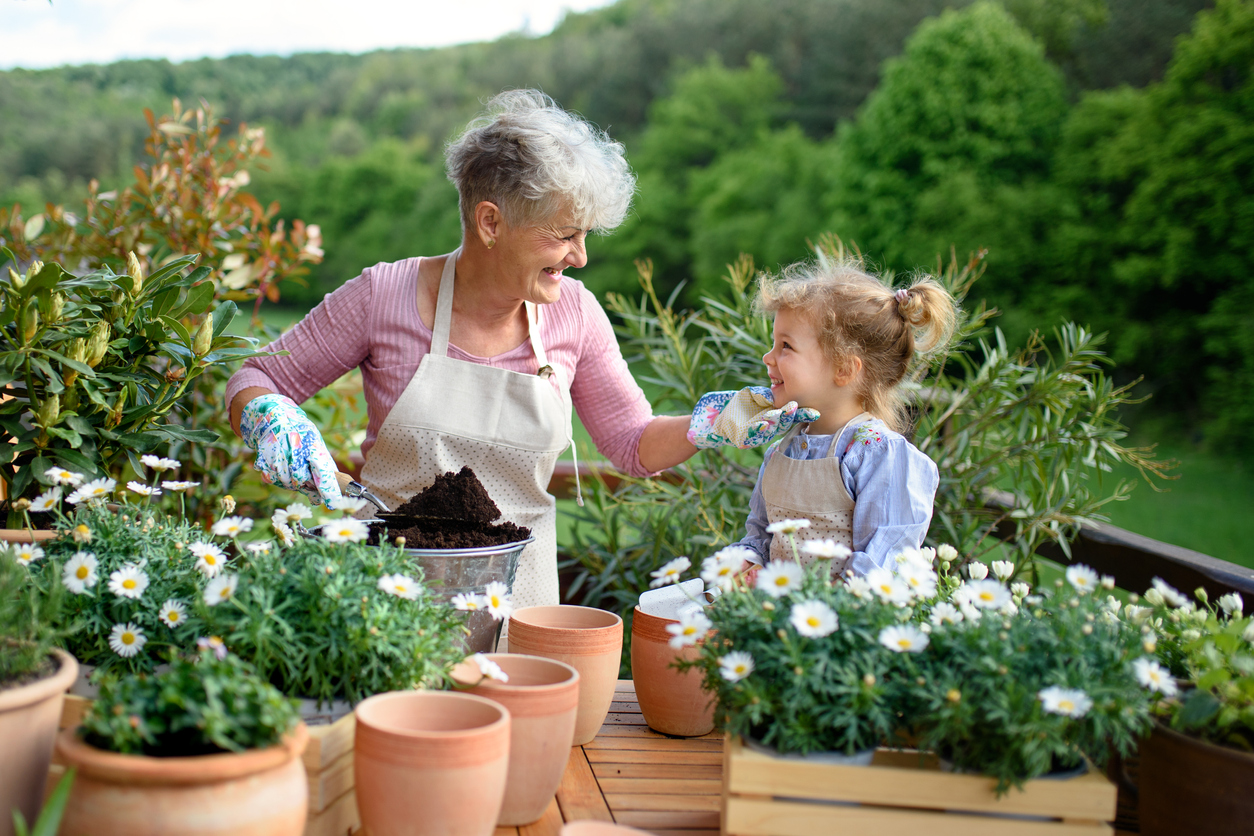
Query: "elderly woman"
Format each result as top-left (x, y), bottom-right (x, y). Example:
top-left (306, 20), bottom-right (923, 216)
top-left (227, 90), bottom-right (699, 611)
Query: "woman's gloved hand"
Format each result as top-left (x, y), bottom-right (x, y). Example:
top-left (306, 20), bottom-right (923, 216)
top-left (686, 386), bottom-right (821, 449)
top-left (240, 394), bottom-right (344, 508)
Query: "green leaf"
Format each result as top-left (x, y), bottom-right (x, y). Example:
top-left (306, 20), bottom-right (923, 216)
top-left (152, 425), bottom-right (220, 444)
top-left (30, 767), bottom-right (75, 836)
top-left (1197, 668), bottom-right (1232, 691)
top-left (150, 287), bottom-right (180, 318)
top-left (47, 425), bottom-right (83, 446)
top-left (1177, 690), bottom-right (1222, 730)
top-left (169, 278), bottom-right (215, 319)
top-left (53, 448), bottom-right (99, 476)
top-left (34, 348), bottom-right (94, 377)
top-left (158, 316), bottom-right (191, 346)
top-left (211, 301), bottom-right (238, 339)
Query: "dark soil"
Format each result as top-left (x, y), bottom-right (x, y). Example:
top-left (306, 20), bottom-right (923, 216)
top-left (393, 466), bottom-right (500, 524)
top-left (0, 652), bottom-right (58, 693)
top-left (374, 467), bottom-right (530, 548)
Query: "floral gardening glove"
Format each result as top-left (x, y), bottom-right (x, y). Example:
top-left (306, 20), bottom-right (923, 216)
top-left (686, 386), bottom-right (821, 449)
top-left (240, 394), bottom-right (344, 509)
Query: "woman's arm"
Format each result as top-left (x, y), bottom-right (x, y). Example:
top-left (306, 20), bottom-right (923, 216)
top-left (230, 386), bottom-right (276, 436)
top-left (636, 415), bottom-right (698, 473)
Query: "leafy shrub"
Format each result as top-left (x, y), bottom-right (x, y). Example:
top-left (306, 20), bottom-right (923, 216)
top-left (0, 537), bottom-right (67, 686)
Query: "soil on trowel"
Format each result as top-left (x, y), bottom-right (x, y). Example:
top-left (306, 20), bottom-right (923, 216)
top-left (377, 466), bottom-right (530, 549)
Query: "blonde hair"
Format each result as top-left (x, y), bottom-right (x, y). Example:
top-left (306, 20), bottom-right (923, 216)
top-left (755, 257), bottom-right (957, 434)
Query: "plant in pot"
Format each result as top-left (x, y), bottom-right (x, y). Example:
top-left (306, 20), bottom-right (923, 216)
top-left (0, 538), bottom-right (77, 836)
top-left (55, 646), bottom-right (307, 836)
top-left (1132, 580), bottom-right (1254, 835)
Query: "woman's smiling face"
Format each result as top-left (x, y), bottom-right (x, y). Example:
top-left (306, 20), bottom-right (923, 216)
top-left (494, 207), bottom-right (589, 305)
top-left (762, 307), bottom-right (837, 411)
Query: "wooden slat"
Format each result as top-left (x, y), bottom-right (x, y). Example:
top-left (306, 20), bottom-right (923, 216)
top-left (602, 712), bottom-right (648, 725)
top-left (304, 713), bottom-right (356, 771)
top-left (60, 694), bottom-right (92, 728)
top-left (494, 828), bottom-right (520, 836)
top-left (646, 830), bottom-right (719, 836)
top-left (614, 682), bottom-right (637, 695)
top-left (518, 797), bottom-right (564, 836)
top-left (592, 763), bottom-right (723, 780)
top-left (725, 797), bottom-right (1110, 836)
top-left (597, 778), bottom-right (722, 796)
top-left (615, 810), bottom-right (721, 829)
top-left (591, 724), bottom-right (721, 743)
top-left (555, 747), bottom-right (614, 823)
top-left (608, 701), bottom-right (643, 714)
top-left (604, 793), bottom-right (721, 812)
top-left (308, 751), bottom-right (354, 813)
top-left (585, 735), bottom-right (723, 753)
top-left (585, 748), bottom-right (723, 766)
top-left (304, 788), bottom-right (359, 836)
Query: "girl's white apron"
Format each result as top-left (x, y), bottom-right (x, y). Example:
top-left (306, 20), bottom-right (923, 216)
top-left (761, 412), bottom-right (872, 575)
top-left (357, 250), bottom-right (572, 612)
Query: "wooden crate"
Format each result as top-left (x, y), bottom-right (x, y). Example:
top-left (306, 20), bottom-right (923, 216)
top-left (52, 694), bottom-right (361, 836)
top-left (721, 736), bottom-right (1118, 836)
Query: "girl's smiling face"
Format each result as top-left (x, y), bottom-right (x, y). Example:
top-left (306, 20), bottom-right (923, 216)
top-left (763, 307), bottom-right (838, 411)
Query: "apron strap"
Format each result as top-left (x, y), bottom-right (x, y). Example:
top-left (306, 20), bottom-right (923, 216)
top-left (527, 301), bottom-right (584, 507)
top-left (430, 249), bottom-right (460, 358)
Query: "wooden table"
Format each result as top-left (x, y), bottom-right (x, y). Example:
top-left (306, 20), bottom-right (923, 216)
top-left (493, 680), bottom-right (722, 836)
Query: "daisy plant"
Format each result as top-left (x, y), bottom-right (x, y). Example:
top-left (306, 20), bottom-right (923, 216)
top-left (1, 537), bottom-right (69, 686)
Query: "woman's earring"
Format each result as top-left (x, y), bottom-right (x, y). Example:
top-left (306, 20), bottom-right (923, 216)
top-left (486, 239), bottom-right (495, 249)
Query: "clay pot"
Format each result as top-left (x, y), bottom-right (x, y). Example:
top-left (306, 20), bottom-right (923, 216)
top-left (467, 654), bottom-right (580, 826)
top-left (1139, 720), bottom-right (1254, 835)
top-left (354, 690), bottom-right (511, 836)
top-left (0, 529), bottom-right (58, 543)
top-left (630, 606), bottom-right (714, 737)
top-left (55, 722), bottom-right (309, 836)
top-left (508, 605), bottom-right (623, 745)
top-left (0, 647), bottom-right (77, 836)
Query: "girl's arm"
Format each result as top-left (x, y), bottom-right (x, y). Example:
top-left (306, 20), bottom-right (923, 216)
top-left (843, 434), bottom-right (939, 576)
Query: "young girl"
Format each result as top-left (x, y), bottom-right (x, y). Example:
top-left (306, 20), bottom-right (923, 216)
top-left (689, 257), bottom-right (956, 577)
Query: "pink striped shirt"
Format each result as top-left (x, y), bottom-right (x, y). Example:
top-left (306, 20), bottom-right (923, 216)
top-left (226, 256), bottom-right (658, 477)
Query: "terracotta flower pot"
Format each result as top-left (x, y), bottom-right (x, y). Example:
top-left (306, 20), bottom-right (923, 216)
top-left (507, 605), bottom-right (623, 745)
top-left (630, 606), bottom-right (714, 737)
top-left (55, 722), bottom-right (309, 836)
top-left (354, 690), bottom-right (511, 836)
top-left (1139, 720), bottom-right (1254, 835)
top-left (0, 647), bottom-right (77, 836)
top-left (467, 654), bottom-right (580, 826)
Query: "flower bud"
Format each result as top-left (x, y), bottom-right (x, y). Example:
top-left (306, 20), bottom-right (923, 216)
top-left (193, 315), bottom-right (214, 357)
top-left (28, 260), bottom-right (43, 278)
top-left (1194, 587), bottom-right (1208, 604)
top-left (220, 495), bottom-right (236, 514)
top-left (36, 394), bottom-right (60, 428)
top-left (8, 266), bottom-right (24, 289)
top-left (966, 561), bottom-right (988, 581)
top-left (87, 321), bottom-right (111, 367)
top-left (127, 251), bottom-right (145, 295)
top-left (863, 673), bottom-right (876, 687)
top-left (23, 307), bottom-right (39, 343)
top-left (946, 689), bottom-right (962, 703)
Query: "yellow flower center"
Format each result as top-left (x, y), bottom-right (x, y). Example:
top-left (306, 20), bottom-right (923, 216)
top-left (76, 566), bottom-right (89, 579)
top-left (205, 555), bottom-right (217, 565)
top-left (774, 577), bottom-right (788, 587)
top-left (123, 579), bottom-right (137, 589)
top-left (168, 611), bottom-right (180, 622)
top-left (1059, 699), bottom-right (1074, 712)
top-left (806, 616), bottom-right (820, 628)
top-left (683, 626), bottom-right (697, 635)
top-left (979, 591), bottom-right (994, 601)
top-left (219, 588), bottom-right (230, 599)
top-left (122, 632), bottom-right (135, 645)
top-left (394, 584), bottom-right (406, 593)
top-left (897, 638), bottom-right (912, 649)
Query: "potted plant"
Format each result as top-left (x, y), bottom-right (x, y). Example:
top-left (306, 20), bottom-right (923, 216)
top-left (1133, 580), bottom-right (1254, 835)
top-left (55, 646), bottom-right (307, 836)
top-left (0, 540), bottom-right (77, 836)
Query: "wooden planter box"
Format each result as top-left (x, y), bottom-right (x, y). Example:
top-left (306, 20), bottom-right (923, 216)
top-left (53, 695), bottom-right (362, 836)
top-left (721, 735), bottom-right (1118, 836)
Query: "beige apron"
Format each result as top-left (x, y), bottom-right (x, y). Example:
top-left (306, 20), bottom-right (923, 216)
top-left (761, 412), bottom-right (872, 575)
top-left (357, 250), bottom-right (574, 612)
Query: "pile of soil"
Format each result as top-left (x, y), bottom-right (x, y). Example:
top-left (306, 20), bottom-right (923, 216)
top-left (377, 466), bottom-right (530, 549)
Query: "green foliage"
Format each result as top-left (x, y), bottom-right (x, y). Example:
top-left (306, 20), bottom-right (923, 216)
top-left (80, 651), bottom-right (300, 756)
top-left (12, 768), bottom-right (74, 836)
top-left (0, 246), bottom-right (264, 505)
top-left (0, 538), bottom-right (67, 684)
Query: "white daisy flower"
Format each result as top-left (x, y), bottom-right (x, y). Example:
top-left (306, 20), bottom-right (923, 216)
top-left (211, 515), bottom-right (254, 538)
top-left (1011, 582), bottom-right (1031, 600)
top-left (936, 544), bottom-right (959, 563)
top-left (965, 561), bottom-right (988, 580)
top-left (1001, 601), bottom-right (1019, 617)
top-left (62, 551), bottom-right (98, 593)
top-left (929, 602), bottom-right (964, 627)
top-left (320, 518), bottom-right (369, 544)
top-left (1104, 595), bottom-right (1123, 614)
top-left (189, 542), bottom-right (227, 578)
top-left (197, 635), bottom-right (228, 660)
top-left (483, 581), bottom-right (513, 621)
top-left (899, 563), bottom-right (938, 600)
top-left (330, 496), bottom-right (370, 514)
top-left (161, 480), bottom-right (199, 492)
top-left (958, 579), bottom-right (1011, 610)
top-left (378, 573), bottom-right (421, 600)
top-left (1123, 604), bottom-right (1150, 624)
top-left (108, 564), bottom-right (149, 599)
top-left (245, 541), bottom-right (273, 555)
top-left (895, 547), bottom-right (935, 570)
top-left (1243, 622), bottom-right (1254, 644)
top-left (47, 467), bottom-right (84, 486)
top-left (158, 600), bottom-right (187, 627)
top-left (1038, 686), bottom-right (1093, 718)
top-left (1065, 564), bottom-right (1099, 595)
top-left (204, 574), bottom-right (239, 606)
top-left (1150, 578), bottom-right (1188, 608)
top-left (140, 455), bottom-right (180, 471)
top-left (472, 653), bottom-right (509, 683)
top-left (451, 592), bottom-right (486, 611)
top-left (1133, 657), bottom-right (1178, 696)
top-left (666, 606), bottom-right (712, 648)
top-left (802, 539), bottom-right (852, 561)
top-left (766, 518), bottom-right (811, 535)
top-left (29, 487), bottom-right (62, 512)
top-left (272, 503), bottom-right (313, 526)
top-left (1101, 575), bottom-right (1117, 590)
top-left (879, 624), bottom-right (929, 653)
top-left (756, 561), bottom-right (804, 598)
top-left (866, 567), bottom-right (912, 606)
top-left (108, 622), bottom-right (146, 658)
top-left (1219, 592), bottom-right (1244, 617)
top-left (719, 651), bottom-right (755, 682)
top-left (126, 481), bottom-right (162, 497)
top-left (11, 543), bottom-right (45, 567)
top-left (959, 602), bottom-right (983, 622)
top-left (273, 521), bottom-right (297, 547)
top-left (67, 477), bottom-right (116, 505)
top-left (701, 552), bottom-right (742, 592)
top-left (991, 560), bottom-right (1015, 581)
top-left (789, 600), bottom-right (838, 638)
top-left (846, 575), bottom-right (873, 599)
top-left (650, 556), bottom-right (691, 588)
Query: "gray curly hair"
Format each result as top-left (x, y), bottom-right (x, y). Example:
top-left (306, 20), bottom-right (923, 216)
top-left (445, 89), bottom-right (636, 233)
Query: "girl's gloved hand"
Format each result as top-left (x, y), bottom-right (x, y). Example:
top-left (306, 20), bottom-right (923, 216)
top-left (240, 394), bottom-right (344, 509)
top-left (686, 386), bottom-right (821, 449)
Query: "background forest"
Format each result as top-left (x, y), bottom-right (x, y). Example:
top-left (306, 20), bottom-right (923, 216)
top-left (1, 0), bottom-right (1251, 558)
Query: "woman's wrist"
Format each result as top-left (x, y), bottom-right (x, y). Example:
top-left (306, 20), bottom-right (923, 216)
top-left (637, 415), bottom-right (698, 473)
top-left (230, 386), bottom-right (277, 437)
